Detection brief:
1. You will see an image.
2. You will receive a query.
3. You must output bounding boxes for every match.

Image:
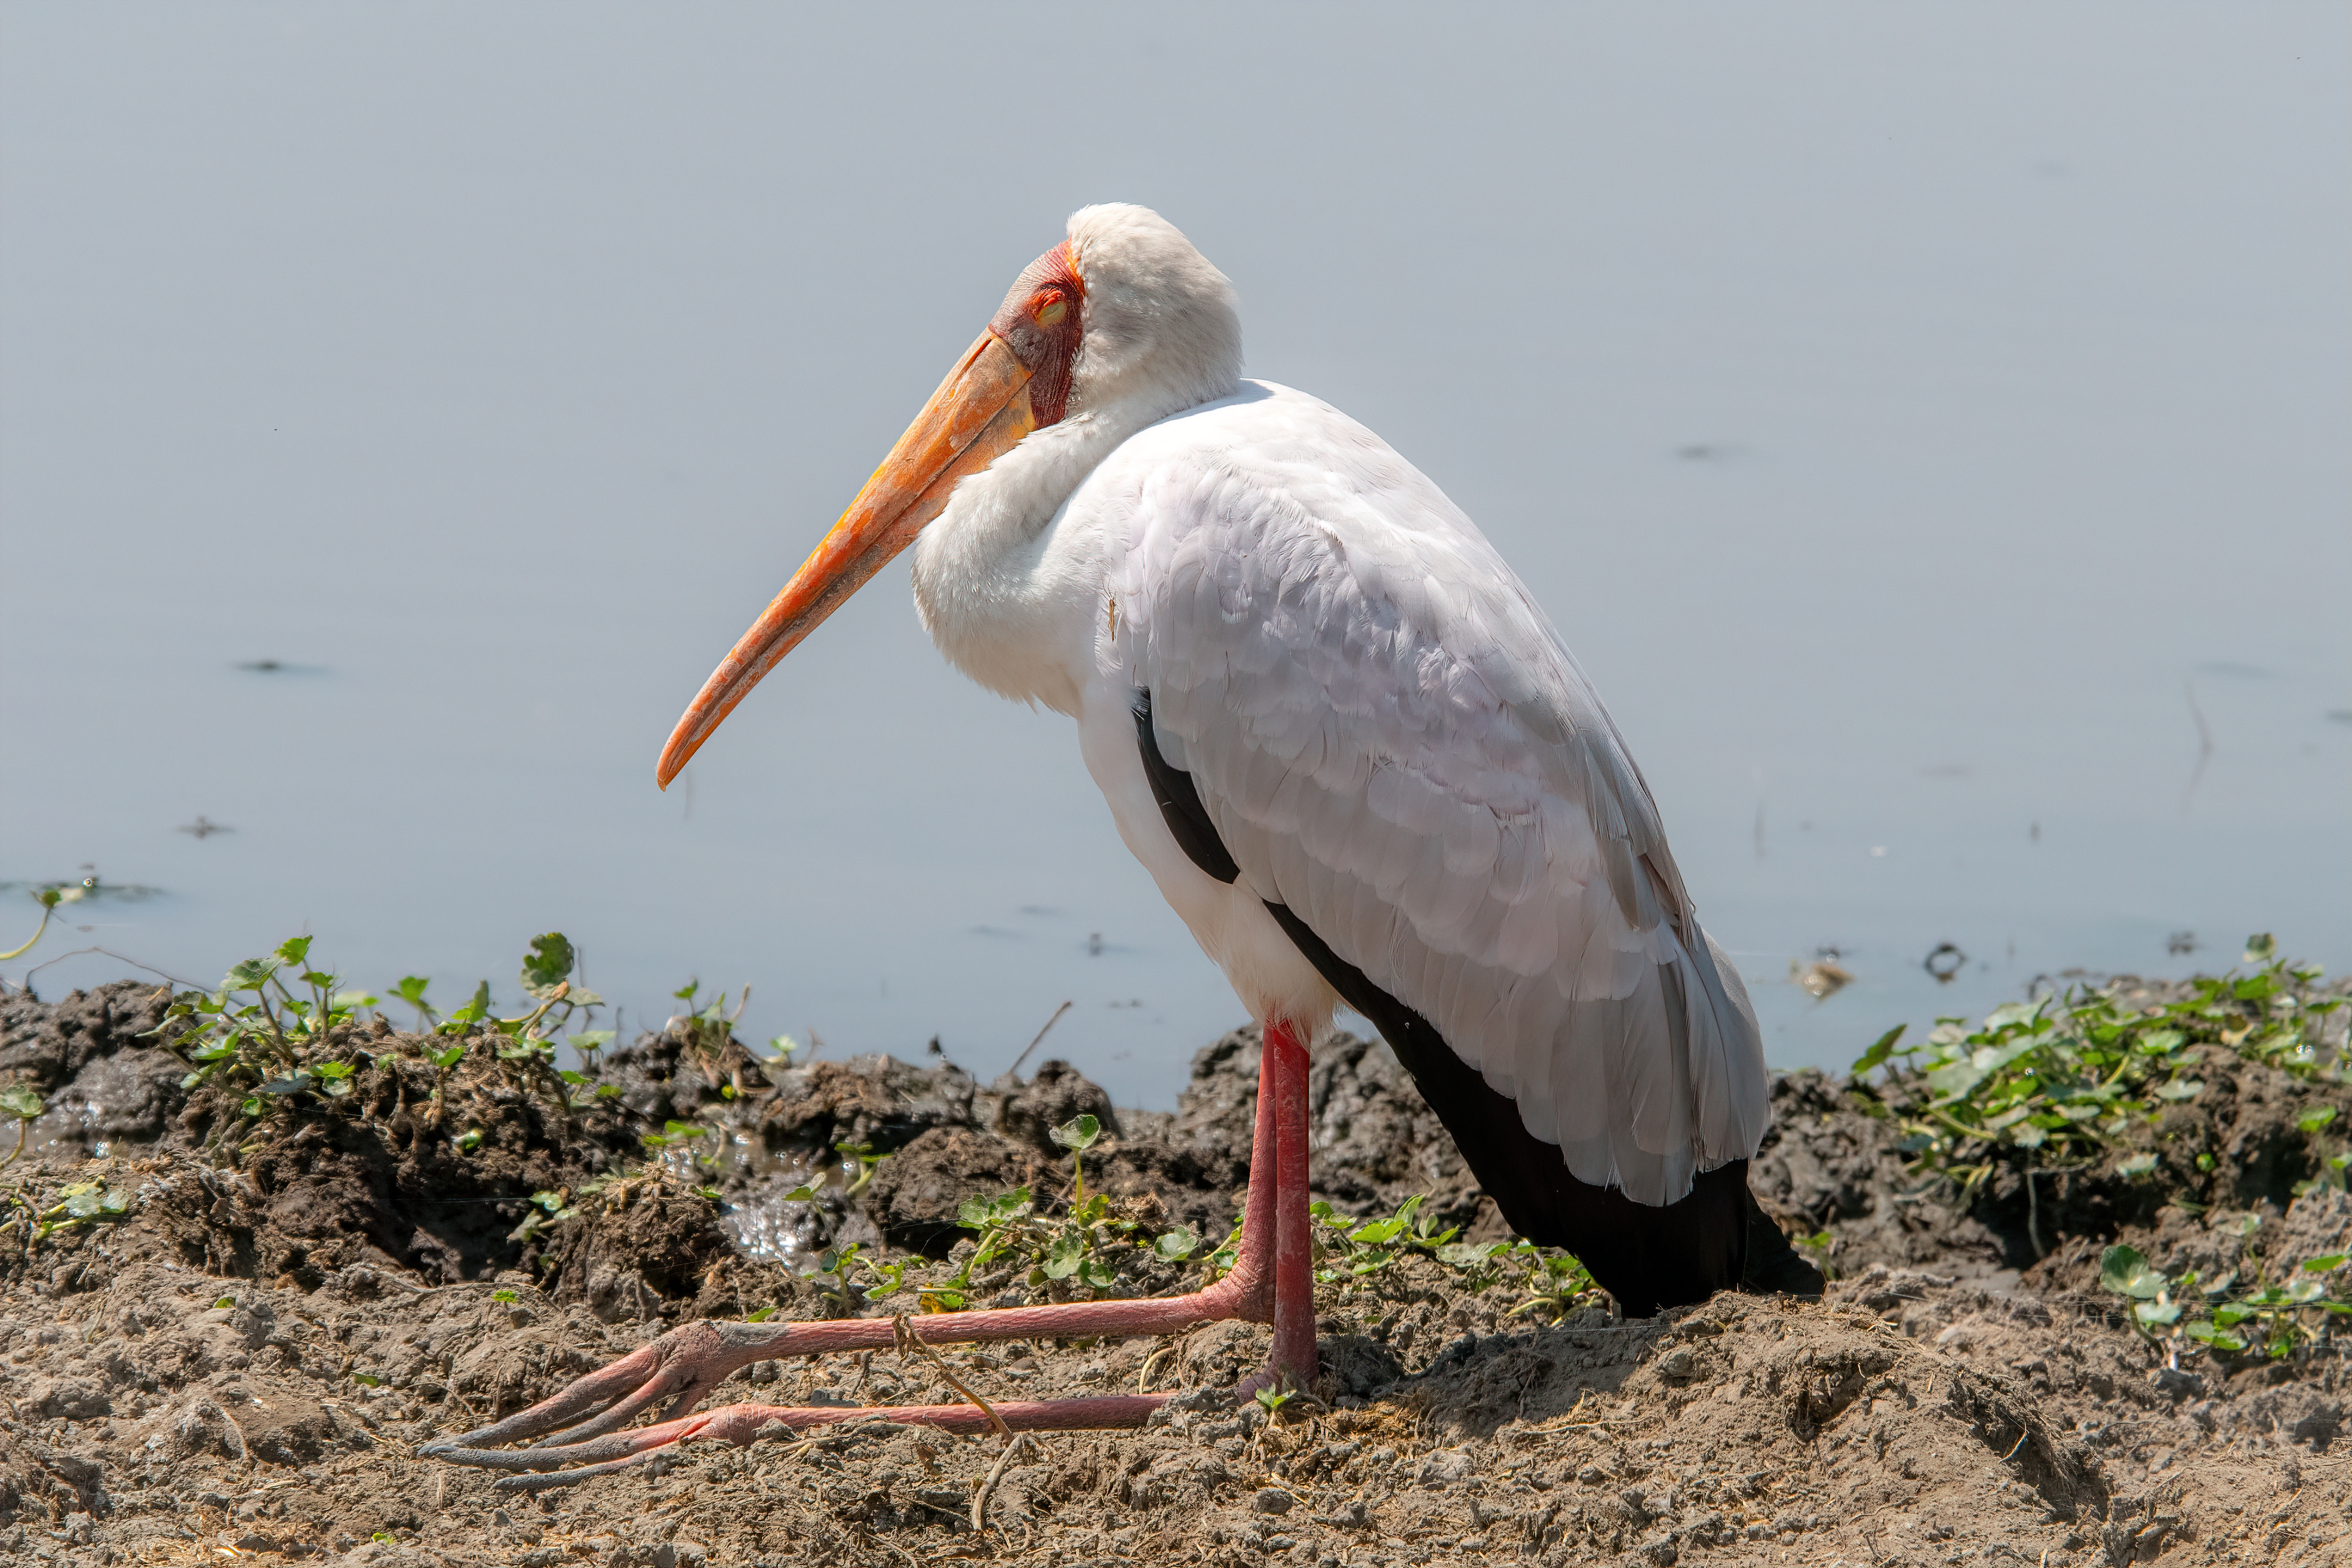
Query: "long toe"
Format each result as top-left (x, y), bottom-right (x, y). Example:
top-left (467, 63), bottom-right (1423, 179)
top-left (428, 1289), bottom-right (1251, 1466)
top-left (423, 1319), bottom-right (785, 1458)
top-left (456, 1395), bottom-right (1176, 1490)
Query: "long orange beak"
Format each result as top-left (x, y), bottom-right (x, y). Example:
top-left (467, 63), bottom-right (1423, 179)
top-left (656, 332), bottom-right (1037, 788)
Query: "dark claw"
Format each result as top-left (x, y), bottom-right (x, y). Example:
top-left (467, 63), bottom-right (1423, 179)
top-left (431, 1421), bottom-right (696, 1473)
top-left (456, 1404), bottom-right (779, 1491)
top-left (493, 1455), bottom-right (661, 1492)
top-left (420, 1300), bottom-right (1223, 1487)
top-left (470, 1395), bottom-right (1175, 1490)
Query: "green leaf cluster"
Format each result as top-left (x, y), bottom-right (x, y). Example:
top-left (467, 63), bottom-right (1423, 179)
top-left (1848, 939), bottom-right (2344, 1202)
top-left (1445, 1238), bottom-right (1604, 1321)
top-left (668, 978), bottom-right (751, 1078)
top-left (1303, 1192), bottom-right (1601, 1320)
top-left (152, 936), bottom-right (381, 1122)
top-left (1308, 1193), bottom-right (1458, 1283)
top-left (150, 931), bottom-right (613, 1163)
top-left (917, 1115), bottom-right (1200, 1311)
top-left (0, 1178), bottom-right (133, 1244)
top-left (2099, 1229), bottom-right (2349, 1362)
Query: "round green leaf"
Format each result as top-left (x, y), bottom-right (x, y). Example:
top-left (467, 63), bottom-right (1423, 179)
top-left (520, 932), bottom-right (576, 996)
top-left (1049, 1114), bottom-right (1102, 1152)
top-left (2099, 1244), bottom-right (2166, 1300)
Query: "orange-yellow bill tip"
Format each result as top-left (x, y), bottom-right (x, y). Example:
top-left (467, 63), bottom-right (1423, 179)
top-left (654, 331), bottom-right (1040, 789)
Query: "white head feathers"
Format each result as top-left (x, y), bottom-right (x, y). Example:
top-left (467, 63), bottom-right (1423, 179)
top-left (1066, 204), bottom-right (1244, 428)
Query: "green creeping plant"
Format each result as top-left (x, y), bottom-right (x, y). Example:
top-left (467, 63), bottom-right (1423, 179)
top-left (1846, 938), bottom-right (2344, 1228)
top-left (2101, 1237), bottom-right (2351, 1362)
top-left (150, 931), bottom-right (610, 1164)
top-left (918, 1115), bottom-right (1204, 1312)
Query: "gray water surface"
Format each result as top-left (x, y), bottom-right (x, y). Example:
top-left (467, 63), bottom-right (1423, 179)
top-left (4, 5), bottom-right (2346, 1109)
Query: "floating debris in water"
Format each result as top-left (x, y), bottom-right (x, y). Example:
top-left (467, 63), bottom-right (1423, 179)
top-left (1924, 943), bottom-right (1966, 983)
top-left (177, 816), bottom-right (233, 840)
top-left (2167, 930), bottom-right (2200, 956)
top-left (1, 868), bottom-right (160, 903)
top-left (1793, 954), bottom-right (1853, 1000)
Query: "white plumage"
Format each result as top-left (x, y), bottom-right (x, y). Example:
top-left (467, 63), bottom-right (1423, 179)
top-left (911, 205), bottom-right (1769, 1206)
top-left (432, 201), bottom-right (1784, 1484)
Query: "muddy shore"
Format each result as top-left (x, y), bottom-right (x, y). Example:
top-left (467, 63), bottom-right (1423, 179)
top-left (0, 970), bottom-right (2346, 1567)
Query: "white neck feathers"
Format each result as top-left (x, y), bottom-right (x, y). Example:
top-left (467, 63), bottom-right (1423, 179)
top-left (909, 203), bottom-right (1244, 714)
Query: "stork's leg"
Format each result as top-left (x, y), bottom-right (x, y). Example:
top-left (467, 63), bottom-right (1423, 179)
top-left (425, 1019), bottom-right (1319, 1487)
top-left (1259, 1015), bottom-right (1320, 1391)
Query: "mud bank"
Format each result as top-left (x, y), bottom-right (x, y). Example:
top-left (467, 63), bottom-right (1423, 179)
top-left (0, 974), bottom-right (2345, 1566)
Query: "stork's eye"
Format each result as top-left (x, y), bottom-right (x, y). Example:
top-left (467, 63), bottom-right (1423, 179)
top-left (1032, 290), bottom-right (1067, 327)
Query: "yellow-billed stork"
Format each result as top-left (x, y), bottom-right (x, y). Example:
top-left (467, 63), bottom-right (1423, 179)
top-left (429, 205), bottom-right (1816, 1487)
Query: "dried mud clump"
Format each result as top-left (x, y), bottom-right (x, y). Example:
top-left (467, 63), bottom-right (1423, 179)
top-left (0, 979), bottom-right (186, 1150)
top-left (0, 974), bottom-right (2345, 1566)
top-left (863, 1127), bottom-right (1054, 1259)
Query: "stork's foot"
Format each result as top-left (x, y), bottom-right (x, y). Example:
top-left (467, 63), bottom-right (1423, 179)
top-left (438, 1392), bottom-right (1174, 1492)
top-left (421, 1284), bottom-right (1262, 1487)
top-left (421, 1317), bottom-right (792, 1459)
top-left (425, 1014), bottom-right (1324, 1490)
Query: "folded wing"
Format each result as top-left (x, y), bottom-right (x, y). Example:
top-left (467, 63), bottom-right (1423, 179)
top-left (1103, 386), bottom-right (1768, 1205)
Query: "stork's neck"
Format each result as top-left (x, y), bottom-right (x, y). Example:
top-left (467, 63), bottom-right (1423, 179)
top-left (909, 391), bottom-right (1183, 715)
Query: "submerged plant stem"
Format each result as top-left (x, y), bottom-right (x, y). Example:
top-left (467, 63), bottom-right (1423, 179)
top-left (0, 903), bottom-right (51, 963)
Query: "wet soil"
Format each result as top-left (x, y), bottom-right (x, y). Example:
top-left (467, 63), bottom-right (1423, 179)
top-left (0, 976), bottom-right (2346, 1567)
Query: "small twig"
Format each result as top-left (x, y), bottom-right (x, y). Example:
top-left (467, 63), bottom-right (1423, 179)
top-left (971, 1431), bottom-right (1030, 1532)
top-left (2181, 680), bottom-right (2215, 816)
top-left (1137, 1341), bottom-right (1178, 1395)
top-left (748, 1419), bottom-right (828, 1471)
top-left (893, 1317), bottom-right (1009, 1440)
top-left (1006, 1001), bottom-right (1074, 1080)
top-left (900, 1493), bottom-right (967, 1525)
top-left (17, 945), bottom-right (204, 991)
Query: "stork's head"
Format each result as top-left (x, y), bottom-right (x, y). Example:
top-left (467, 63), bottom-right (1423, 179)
top-left (655, 204), bottom-right (1237, 787)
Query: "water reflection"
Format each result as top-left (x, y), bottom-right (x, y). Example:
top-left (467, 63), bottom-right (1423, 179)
top-left (661, 1133), bottom-right (841, 1268)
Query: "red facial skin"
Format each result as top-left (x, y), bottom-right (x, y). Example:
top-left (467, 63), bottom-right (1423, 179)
top-left (986, 240), bottom-right (1085, 428)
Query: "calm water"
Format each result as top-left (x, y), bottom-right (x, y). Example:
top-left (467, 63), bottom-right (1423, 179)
top-left (4, 5), bottom-right (2346, 1109)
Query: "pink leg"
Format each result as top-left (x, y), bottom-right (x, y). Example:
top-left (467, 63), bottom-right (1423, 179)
top-left (1263, 1018), bottom-right (1320, 1390)
top-left (426, 1020), bottom-right (1320, 1486)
